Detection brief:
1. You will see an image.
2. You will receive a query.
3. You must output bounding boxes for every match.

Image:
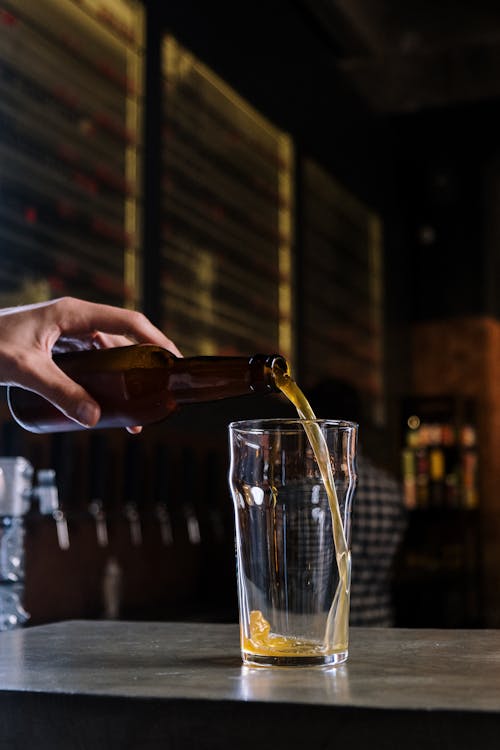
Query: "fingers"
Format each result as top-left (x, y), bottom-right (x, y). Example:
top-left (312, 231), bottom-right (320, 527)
top-left (53, 298), bottom-right (182, 356)
top-left (126, 425), bottom-right (142, 435)
top-left (15, 354), bottom-right (144, 432)
top-left (91, 332), bottom-right (139, 350)
top-left (15, 356), bottom-right (101, 428)
top-left (0, 297), bottom-right (182, 434)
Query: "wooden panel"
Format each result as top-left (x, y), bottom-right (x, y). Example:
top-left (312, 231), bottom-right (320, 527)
top-left (160, 36), bottom-right (294, 360)
top-left (0, 0), bottom-right (143, 308)
top-left (301, 159), bottom-right (384, 423)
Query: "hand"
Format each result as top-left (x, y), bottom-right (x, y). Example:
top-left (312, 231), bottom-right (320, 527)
top-left (0, 297), bottom-right (181, 432)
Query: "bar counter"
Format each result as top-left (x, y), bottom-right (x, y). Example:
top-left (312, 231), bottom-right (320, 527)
top-left (0, 620), bottom-right (499, 749)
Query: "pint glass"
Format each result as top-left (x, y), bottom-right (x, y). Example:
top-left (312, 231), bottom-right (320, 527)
top-left (229, 418), bottom-right (357, 668)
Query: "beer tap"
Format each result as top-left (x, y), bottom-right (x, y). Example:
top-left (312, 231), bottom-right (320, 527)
top-left (125, 501), bottom-right (142, 547)
top-left (90, 499), bottom-right (108, 548)
top-left (123, 438), bottom-right (143, 547)
top-left (181, 447), bottom-right (201, 546)
top-left (154, 443), bottom-right (173, 547)
top-left (49, 434), bottom-right (72, 550)
top-left (36, 467), bottom-right (69, 551)
top-left (88, 434), bottom-right (109, 548)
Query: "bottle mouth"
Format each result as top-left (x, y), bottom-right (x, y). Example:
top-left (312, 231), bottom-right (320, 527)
top-left (268, 354), bottom-right (290, 393)
top-left (249, 354), bottom-right (290, 393)
top-left (268, 354), bottom-right (289, 378)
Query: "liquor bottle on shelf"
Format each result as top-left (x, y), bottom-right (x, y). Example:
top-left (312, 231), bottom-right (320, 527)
top-left (415, 447), bottom-right (430, 508)
top-left (460, 424), bottom-right (479, 510)
top-left (401, 397), bottom-right (479, 512)
top-left (7, 345), bottom-right (288, 434)
top-left (401, 448), bottom-right (417, 510)
top-left (428, 445), bottom-right (446, 508)
top-left (396, 396), bottom-right (482, 628)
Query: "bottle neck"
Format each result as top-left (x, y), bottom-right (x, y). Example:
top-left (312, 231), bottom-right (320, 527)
top-left (168, 354), bottom-right (287, 405)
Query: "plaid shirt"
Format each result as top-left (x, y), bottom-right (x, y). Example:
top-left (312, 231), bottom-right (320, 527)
top-left (350, 455), bottom-right (407, 626)
top-left (239, 455), bottom-right (405, 626)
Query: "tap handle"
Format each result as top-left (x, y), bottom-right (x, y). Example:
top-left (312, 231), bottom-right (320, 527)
top-left (155, 502), bottom-right (173, 546)
top-left (124, 439), bottom-right (143, 546)
top-left (89, 499), bottom-right (109, 548)
top-left (88, 434), bottom-right (110, 547)
top-left (53, 509), bottom-right (70, 551)
top-left (125, 502), bottom-right (142, 546)
top-left (34, 469), bottom-right (69, 550)
top-left (154, 443), bottom-right (173, 545)
top-left (35, 469), bottom-right (59, 515)
top-left (182, 447), bottom-right (201, 545)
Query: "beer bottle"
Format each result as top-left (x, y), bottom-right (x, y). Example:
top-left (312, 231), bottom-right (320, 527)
top-left (7, 345), bottom-right (289, 434)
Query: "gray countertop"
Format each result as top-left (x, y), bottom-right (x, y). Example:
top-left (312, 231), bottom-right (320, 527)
top-left (0, 620), bottom-right (499, 749)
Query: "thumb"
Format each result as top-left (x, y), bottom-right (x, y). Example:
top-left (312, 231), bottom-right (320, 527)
top-left (24, 359), bottom-right (101, 428)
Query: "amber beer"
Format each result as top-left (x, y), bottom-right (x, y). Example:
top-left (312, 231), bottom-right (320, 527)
top-left (267, 368), bottom-right (352, 653)
top-left (7, 344), bottom-right (288, 433)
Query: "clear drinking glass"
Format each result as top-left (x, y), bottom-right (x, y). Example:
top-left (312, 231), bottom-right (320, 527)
top-left (229, 418), bottom-right (357, 668)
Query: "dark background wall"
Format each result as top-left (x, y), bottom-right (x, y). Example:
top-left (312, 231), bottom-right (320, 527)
top-left (146, 0), bottom-right (500, 315)
top-left (143, 0), bottom-right (408, 450)
top-left (141, 0), bottom-right (500, 471)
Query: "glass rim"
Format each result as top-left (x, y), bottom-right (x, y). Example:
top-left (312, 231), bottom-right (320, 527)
top-left (229, 417), bottom-right (358, 434)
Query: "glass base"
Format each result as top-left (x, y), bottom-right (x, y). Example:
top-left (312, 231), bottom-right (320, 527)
top-left (242, 649), bottom-right (348, 668)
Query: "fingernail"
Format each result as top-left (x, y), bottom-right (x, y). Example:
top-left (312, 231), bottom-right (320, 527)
top-left (76, 402), bottom-right (99, 427)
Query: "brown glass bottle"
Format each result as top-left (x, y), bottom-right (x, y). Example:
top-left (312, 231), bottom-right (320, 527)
top-left (7, 345), bottom-right (288, 434)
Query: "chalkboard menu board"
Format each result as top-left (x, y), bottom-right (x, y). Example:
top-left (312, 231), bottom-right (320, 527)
top-left (160, 36), bottom-right (294, 359)
top-left (0, 0), bottom-right (143, 308)
top-left (301, 159), bottom-right (384, 422)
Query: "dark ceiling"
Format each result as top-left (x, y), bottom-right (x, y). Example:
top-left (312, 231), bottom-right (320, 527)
top-left (300, 0), bottom-right (500, 112)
